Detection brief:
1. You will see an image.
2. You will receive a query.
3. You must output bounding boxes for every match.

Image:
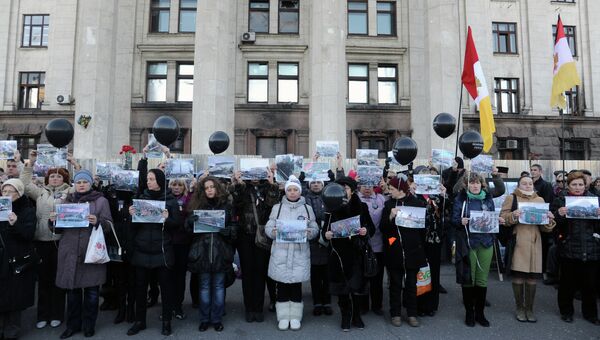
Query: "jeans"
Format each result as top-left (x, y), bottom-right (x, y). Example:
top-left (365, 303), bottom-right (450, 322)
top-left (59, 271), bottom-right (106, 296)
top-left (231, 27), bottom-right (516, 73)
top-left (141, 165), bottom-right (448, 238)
top-left (276, 282), bottom-right (302, 302)
top-left (199, 272), bottom-right (225, 324)
top-left (558, 258), bottom-right (599, 319)
top-left (36, 241), bottom-right (66, 322)
top-left (66, 286), bottom-right (100, 332)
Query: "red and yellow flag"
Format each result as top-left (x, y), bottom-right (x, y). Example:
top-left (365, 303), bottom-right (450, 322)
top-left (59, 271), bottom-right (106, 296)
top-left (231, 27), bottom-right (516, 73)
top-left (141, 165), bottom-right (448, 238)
top-left (551, 15), bottom-right (581, 109)
top-left (461, 26), bottom-right (495, 153)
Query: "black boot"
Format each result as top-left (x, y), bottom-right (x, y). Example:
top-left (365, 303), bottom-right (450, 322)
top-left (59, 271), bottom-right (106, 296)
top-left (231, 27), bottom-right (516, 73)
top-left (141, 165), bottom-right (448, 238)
top-left (474, 286), bottom-right (490, 327)
top-left (126, 302), bottom-right (135, 323)
top-left (126, 322), bottom-right (146, 336)
top-left (114, 305), bottom-right (126, 324)
top-left (462, 286), bottom-right (475, 327)
top-left (351, 295), bottom-right (364, 329)
top-left (161, 321), bottom-right (172, 336)
top-left (339, 300), bottom-right (352, 331)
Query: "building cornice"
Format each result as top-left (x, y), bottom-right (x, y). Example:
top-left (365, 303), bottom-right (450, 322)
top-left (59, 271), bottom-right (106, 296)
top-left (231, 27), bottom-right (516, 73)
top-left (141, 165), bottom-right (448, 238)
top-left (238, 44), bottom-right (309, 54)
top-left (345, 46), bottom-right (407, 56)
top-left (136, 44), bottom-right (195, 53)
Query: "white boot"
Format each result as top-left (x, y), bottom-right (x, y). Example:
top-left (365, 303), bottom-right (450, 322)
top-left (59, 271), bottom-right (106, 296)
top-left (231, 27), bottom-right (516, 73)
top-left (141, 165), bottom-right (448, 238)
top-left (276, 302), bottom-right (290, 330)
top-left (289, 302), bottom-right (304, 331)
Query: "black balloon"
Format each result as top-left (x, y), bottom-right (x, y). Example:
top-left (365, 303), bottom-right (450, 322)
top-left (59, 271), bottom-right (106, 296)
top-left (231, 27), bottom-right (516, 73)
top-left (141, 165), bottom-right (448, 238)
top-left (432, 112), bottom-right (456, 139)
top-left (392, 137), bottom-right (418, 166)
top-left (322, 183), bottom-right (346, 211)
top-left (208, 131), bottom-right (230, 154)
top-left (152, 116), bottom-right (180, 146)
top-left (458, 131), bottom-right (484, 159)
top-left (44, 118), bottom-right (74, 148)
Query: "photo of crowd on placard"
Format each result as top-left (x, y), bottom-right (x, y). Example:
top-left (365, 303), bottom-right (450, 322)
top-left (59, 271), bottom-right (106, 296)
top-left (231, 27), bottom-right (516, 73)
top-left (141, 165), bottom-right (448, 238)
top-left (95, 162), bottom-right (123, 181)
top-left (275, 220), bottom-right (307, 243)
top-left (0, 197), bottom-right (11, 222)
top-left (193, 210), bottom-right (226, 233)
top-left (111, 170), bottom-right (139, 192)
top-left (414, 175), bottom-right (441, 195)
top-left (356, 149), bottom-right (379, 166)
top-left (34, 144), bottom-right (68, 176)
top-left (395, 206), bottom-right (426, 229)
top-left (55, 203), bottom-right (90, 228)
top-left (518, 202), bottom-right (550, 225)
top-left (275, 154), bottom-right (296, 182)
top-left (329, 215), bottom-right (361, 238)
top-left (316, 140), bottom-right (339, 158)
top-left (431, 148), bottom-right (453, 168)
top-left (468, 210), bottom-right (500, 233)
top-left (302, 162), bottom-right (330, 182)
top-left (0, 140), bottom-right (17, 160)
top-left (240, 158), bottom-right (269, 180)
top-left (132, 199), bottom-right (165, 223)
top-left (208, 155), bottom-right (235, 179)
top-left (145, 133), bottom-right (164, 158)
top-left (566, 196), bottom-right (600, 219)
top-left (165, 158), bottom-right (195, 180)
top-left (470, 154), bottom-right (494, 174)
top-left (357, 165), bottom-right (382, 187)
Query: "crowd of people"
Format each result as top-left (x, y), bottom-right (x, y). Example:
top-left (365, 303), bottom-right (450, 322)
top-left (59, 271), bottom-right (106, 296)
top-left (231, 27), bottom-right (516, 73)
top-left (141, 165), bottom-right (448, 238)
top-left (0, 148), bottom-right (599, 339)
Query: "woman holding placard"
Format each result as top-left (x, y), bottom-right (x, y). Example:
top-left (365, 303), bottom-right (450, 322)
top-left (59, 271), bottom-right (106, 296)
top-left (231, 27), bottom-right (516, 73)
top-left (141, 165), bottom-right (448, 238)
top-left (266, 175), bottom-right (318, 331)
top-left (50, 170), bottom-right (112, 338)
top-left (500, 175), bottom-right (556, 323)
top-left (186, 176), bottom-right (236, 332)
top-left (452, 173), bottom-right (504, 328)
top-left (380, 175), bottom-right (427, 328)
top-left (550, 171), bottom-right (600, 325)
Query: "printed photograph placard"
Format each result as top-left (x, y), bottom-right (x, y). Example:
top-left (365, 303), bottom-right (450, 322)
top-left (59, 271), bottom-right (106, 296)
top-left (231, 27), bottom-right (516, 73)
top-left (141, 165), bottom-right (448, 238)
top-left (275, 154), bottom-right (295, 182)
top-left (208, 156), bottom-right (235, 179)
top-left (95, 162), bottom-right (124, 181)
top-left (132, 199), bottom-right (166, 223)
top-left (0, 140), bottom-right (17, 160)
top-left (518, 202), bottom-right (550, 225)
top-left (357, 165), bottom-right (382, 187)
top-left (431, 149), bottom-right (453, 168)
top-left (468, 210), bottom-right (500, 233)
top-left (240, 158), bottom-right (270, 180)
top-left (302, 162), bottom-right (330, 182)
top-left (55, 203), bottom-right (90, 228)
top-left (356, 149), bottom-right (379, 166)
top-left (293, 156), bottom-right (303, 174)
top-left (0, 197), bottom-right (12, 222)
top-left (165, 158), bottom-right (195, 180)
top-left (276, 219), bottom-right (307, 243)
top-left (193, 210), bottom-right (226, 233)
top-left (330, 215), bottom-right (361, 238)
top-left (34, 144), bottom-right (68, 176)
top-left (414, 175), bottom-right (441, 195)
top-left (566, 196), bottom-right (600, 220)
top-left (146, 134), bottom-right (164, 159)
top-left (470, 155), bottom-right (494, 174)
top-left (111, 170), bottom-right (139, 192)
top-left (316, 141), bottom-right (339, 158)
top-left (395, 206), bottom-right (426, 229)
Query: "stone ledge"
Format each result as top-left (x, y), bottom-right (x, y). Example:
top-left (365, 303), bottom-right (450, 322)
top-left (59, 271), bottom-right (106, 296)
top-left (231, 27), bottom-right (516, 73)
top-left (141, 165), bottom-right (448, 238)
top-left (346, 45), bottom-right (407, 55)
top-left (238, 44), bottom-right (308, 54)
top-left (463, 114), bottom-right (600, 122)
top-left (136, 44), bottom-right (195, 52)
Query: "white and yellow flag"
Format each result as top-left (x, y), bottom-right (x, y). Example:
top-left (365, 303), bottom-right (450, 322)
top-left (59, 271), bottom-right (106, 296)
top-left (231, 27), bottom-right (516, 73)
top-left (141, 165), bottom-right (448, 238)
top-left (551, 15), bottom-right (581, 109)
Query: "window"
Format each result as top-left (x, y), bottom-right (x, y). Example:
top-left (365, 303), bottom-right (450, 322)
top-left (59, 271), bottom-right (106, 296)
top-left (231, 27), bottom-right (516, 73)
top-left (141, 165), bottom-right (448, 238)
top-left (257, 137), bottom-right (287, 158)
top-left (563, 86), bottom-right (579, 115)
top-left (377, 2), bottom-right (395, 36)
top-left (279, 0), bottom-right (299, 33)
top-left (378, 65), bottom-right (397, 104)
top-left (497, 138), bottom-right (527, 160)
top-left (277, 63), bottom-right (298, 103)
top-left (150, 0), bottom-right (170, 33)
top-left (146, 62), bottom-right (167, 102)
top-left (248, 62), bottom-right (268, 102)
top-left (359, 136), bottom-right (388, 159)
top-left (176, 63), bottom-right (194, 102)
top-left (249, 0), bottom-right (269, 33)
top-left (10, 135), bottom-right (40, 158)
top-left (179, 0), bottom-right (196, 32)
top-left (494, 78), bottom-right (519, 114)
top-left (492, 22), bottom-right (517, 54)
top-left (348, 1), bottom-right (368, 35)
top-left (553, 25), bottom-right (577, 57)
top-left (22, 15), bottom-right (49, 47)
top-left (348, 64), bottom-right (369, 103)
top-left (18, 72), bottom-right (45, 109)
top-left (560, 138), bottom-right (588, 160)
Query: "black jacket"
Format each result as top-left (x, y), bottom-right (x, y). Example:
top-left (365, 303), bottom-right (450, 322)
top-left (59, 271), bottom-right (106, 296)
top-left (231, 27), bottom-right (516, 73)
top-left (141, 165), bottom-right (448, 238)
top-left (0, 196), bottom-right (37, 312)
top-left (103, 185), bottom-right (135, 260)
top-left (231, 181), bottom-right (280, 234)
top-left (534, 177), bottom-right (554, 204)
top-left (186, 199), bottom-right (237, 273)
top-left (304, 189), bottom-right (329, 265)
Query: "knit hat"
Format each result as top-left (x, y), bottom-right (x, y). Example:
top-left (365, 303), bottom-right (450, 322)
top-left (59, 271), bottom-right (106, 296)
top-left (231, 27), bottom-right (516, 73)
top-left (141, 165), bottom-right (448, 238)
top-left (348, 169), bottom-right (358, 180)
top-left (454, 157), bottom-right (464, 169)
top-left (388, 176), bottom-right (409, 193)
top-left (2, 178), bottom-right (24, 197)
top-left (285, 175), bottom-right (302, 193)
top-left (73, 169), bottom-right (94, 184)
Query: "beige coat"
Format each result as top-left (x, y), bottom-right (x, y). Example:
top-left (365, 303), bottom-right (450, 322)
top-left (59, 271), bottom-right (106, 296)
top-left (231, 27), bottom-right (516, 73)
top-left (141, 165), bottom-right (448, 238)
top-left (500, 189), bottom-right (555, 274)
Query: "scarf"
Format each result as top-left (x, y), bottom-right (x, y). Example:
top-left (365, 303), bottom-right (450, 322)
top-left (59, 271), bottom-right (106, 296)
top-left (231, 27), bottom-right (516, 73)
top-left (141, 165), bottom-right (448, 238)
top-left (519, 190), bottom-right (535, 196)
top-left (467, 190), bottom-right (486, 200)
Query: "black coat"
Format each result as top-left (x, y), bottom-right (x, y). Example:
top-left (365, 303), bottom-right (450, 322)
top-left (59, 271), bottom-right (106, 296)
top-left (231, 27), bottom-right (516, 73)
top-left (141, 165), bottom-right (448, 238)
top-left (381, 195), bottom-right (428, 270)
top-left (103, 186), bottom-right (135, 260)
top-left (322, 193), bottom-right (375, 296)
top-left (130, 189), bottom-right (184, 269)
top-left (231, 181), bottom-right (280, 234)
top-left (0, 196), bottom-right (37, 312)
top-left (534, 177), bottom-right (555, 204)
top-left (186, 199), bottom-right (236, 274)
top-left (304, 190), bottom-right (329, 265)
top-left (551, 193), bottom-right (600, 262)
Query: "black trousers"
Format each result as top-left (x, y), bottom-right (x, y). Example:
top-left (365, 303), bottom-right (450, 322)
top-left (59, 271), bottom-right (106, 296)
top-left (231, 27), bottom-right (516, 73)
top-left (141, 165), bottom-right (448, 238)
top-left (112, 261), bottom-right (135, 312)
top-left (276, 282), bottom-right (302, 302)
top-left (134, 266), bottom-right (174, 323)
top-left (418, 242), bottom-right (442, 313)
top-left (236, 232), bottom-right (272, 313)
top-left (389, 267), bottom-right (418, 317)
top-left (558, 258), bottom-right (599, 319)
top-left (0, 311), bottom-right (21, 338)
top-left (66, 286), bottom-right (100, 332)
top-left (361, 252), bottom-right (385, 311)
top-left (35, 241), bottom-right (66, 322)
top-left (310, 264), bottom-right (331, 306)
top-left (172, 244), bottom-right (190, 310)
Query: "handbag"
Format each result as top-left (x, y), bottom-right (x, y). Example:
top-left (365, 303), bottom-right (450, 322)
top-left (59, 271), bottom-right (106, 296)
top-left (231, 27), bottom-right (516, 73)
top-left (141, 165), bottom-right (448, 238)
top-left (362, 238), bottom-right (379, 278)
top-left (416, 263), bottom-right (432, 296)
top-left (84, 224), bottom-right (110, 264)
top-left (105, 221), bottom-right (123, 262)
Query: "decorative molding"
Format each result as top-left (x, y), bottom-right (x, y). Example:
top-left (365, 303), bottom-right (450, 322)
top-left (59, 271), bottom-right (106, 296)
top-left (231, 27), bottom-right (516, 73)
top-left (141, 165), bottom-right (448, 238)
top-left (346, 46), bottom-right (407, 56)
top-left (136, 44), bottom-right (195, 53)
top-left (238, 44), bottom-right (308, 54)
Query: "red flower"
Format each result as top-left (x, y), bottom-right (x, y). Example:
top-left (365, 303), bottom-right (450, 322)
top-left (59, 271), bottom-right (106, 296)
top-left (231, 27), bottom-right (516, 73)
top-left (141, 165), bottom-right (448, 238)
top-left (119, 145), bottom-right (137, 155)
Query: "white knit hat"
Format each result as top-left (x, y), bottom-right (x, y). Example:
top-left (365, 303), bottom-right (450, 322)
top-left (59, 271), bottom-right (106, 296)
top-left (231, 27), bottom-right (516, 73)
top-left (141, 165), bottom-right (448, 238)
top-left (285, 175), bottom-right (302, 193)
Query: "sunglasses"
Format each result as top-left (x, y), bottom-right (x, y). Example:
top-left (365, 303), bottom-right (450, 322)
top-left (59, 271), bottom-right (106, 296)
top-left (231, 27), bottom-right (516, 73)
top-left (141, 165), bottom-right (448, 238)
top-left (556, 180), bottom-right (564, 183)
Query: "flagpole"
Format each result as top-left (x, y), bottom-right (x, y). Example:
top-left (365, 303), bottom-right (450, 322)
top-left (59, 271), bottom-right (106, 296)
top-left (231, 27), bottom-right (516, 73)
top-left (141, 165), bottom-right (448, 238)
top-left (560, 105), bottom-right (565, 174)
top-left (455, 86), bottom-right (464, 157)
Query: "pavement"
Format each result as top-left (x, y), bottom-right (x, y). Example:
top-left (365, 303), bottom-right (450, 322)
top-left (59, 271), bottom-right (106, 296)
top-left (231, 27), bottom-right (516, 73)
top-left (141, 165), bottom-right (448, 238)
top-left (16, 264), bottom-right (600, 340)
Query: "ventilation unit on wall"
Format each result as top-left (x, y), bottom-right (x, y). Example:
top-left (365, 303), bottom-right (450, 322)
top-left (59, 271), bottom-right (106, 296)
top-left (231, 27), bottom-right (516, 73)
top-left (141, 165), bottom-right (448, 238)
top-left (241, 32), bottom-right (256, 43)
top-left (56, 94), bottom-right (74, 105)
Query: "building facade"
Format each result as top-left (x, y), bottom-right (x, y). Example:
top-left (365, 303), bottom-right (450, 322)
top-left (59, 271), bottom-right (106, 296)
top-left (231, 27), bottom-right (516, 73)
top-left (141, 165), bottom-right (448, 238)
top-left (0, 0), bottom-right (599, 160)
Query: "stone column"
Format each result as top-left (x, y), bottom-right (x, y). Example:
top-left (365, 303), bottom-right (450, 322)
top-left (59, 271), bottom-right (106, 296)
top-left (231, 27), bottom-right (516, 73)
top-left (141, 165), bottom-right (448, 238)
top-left (191, 0), bottom-right (237, 154)
top-left (308, 0), bottom-right (347, 156)
top-left (73, 0), bottom-right (135, 159)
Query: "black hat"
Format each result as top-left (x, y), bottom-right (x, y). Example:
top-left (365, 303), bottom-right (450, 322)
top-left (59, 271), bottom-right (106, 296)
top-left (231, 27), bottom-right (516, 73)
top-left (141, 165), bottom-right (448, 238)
top-left (336, 176), bottom-right (357, 192)
top-left (496, 166), bottom-right (509, 174)
top-left (455, 157), bottom-right (464, 169)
